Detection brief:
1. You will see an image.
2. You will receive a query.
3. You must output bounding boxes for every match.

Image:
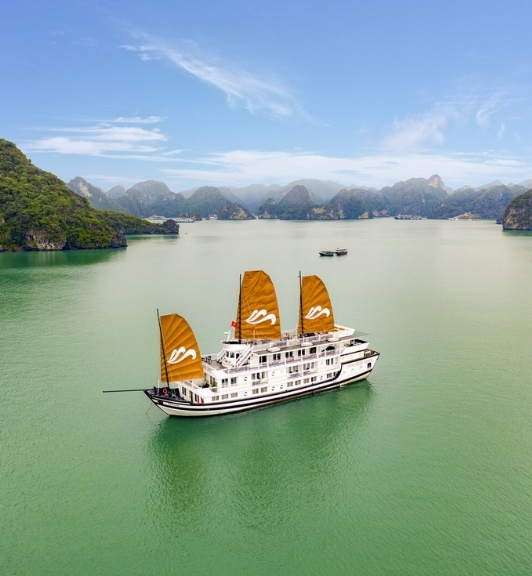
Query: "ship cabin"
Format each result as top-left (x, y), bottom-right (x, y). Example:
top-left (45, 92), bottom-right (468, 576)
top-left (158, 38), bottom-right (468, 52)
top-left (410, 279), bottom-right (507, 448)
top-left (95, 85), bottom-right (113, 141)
top-left (174, 326), bottom-right (376, 405)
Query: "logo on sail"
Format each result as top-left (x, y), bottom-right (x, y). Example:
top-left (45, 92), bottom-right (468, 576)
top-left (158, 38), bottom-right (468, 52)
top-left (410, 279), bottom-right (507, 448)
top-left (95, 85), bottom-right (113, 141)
top-left (305, 306), bottom-right (330, 320)
top-left (246, 309), bottom-right (277, 325)
top-left (167, 346), bottom-right (197, 364)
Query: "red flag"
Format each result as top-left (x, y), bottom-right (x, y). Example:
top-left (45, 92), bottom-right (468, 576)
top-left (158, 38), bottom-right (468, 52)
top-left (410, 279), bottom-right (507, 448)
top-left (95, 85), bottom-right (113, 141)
top-left (231, 321), bottom-right (239, 328)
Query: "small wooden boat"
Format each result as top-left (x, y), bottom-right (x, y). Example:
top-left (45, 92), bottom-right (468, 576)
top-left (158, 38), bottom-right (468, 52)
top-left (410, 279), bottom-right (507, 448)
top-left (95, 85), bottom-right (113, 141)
top-left (319, 251), bottom-right (335, 257)
top-left (335, 248), bottom-right (348, 256)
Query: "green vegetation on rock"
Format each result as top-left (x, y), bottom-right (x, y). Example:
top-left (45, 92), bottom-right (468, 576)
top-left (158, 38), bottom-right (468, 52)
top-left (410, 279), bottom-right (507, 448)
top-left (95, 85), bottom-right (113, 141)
top-left (501, 189), bottom-right (532, 230)
top-left (0, 139), bottom-right (177, 252)
top-left (431, 185), bottom-right (523, 220)
top-left (216, 202), bottom-right (254, 220)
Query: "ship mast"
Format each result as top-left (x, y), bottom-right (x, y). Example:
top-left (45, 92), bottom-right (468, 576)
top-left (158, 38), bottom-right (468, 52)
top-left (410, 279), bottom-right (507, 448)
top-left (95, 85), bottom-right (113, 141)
top-left (157, 309), bottom-right (171, 387)
top-left (299, 271), bottom-right (304, 337)
top-left (238, 274), bottom-right (242, 344)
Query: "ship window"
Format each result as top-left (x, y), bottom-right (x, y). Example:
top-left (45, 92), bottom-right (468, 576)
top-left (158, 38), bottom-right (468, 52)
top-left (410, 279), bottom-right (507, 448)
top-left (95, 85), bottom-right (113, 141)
top-left (231, 377), bottom-right (237, 385)
top-left (288, 382), bottom-right (293, 387)
top-left (181, 387), bottom-right (186, 395)
top-left (367, 363), bottom-right (371, 369)
top-left (194, 394), bottom-right (199, 403)
top-left (222, 378), bottom-right (228, 385)
top-left (231, 392), bottom-right (238, 398)
top-left (285, 351), bottom-right (293, 358)
top-left (260, 387), bottom-right (267, 393)
top-left (213, 396), bottom-right (219, 401)
top-left (326, 345), bottom-right (335, 352)
top-left (253, 389), bottom-right (259, 394)
top-left (273, 353), bottom-right (281, 361)
top-left (311, 377), bottom-right (317, 383)
top-left (260, 355), bottom-right (267, 363)
top-left (303, 363), bottom-right (310, 370)
top-left (288, 366), bottom-right (299, 373)
top-left (310, 347), bottom-right (316, 354)
top-left (298, 349), bottom-right (305, 357)
top-left (222, 394), bottom-right (228, 400)
top-left (304, 378), bottom-right (310, 384)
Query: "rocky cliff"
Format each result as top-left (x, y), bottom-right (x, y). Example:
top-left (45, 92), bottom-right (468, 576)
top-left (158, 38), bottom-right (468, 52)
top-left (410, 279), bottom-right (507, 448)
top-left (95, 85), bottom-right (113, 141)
top-left (431, 184), bottom-right (524, 220)
top-left (501, 189), bottom-right (532, 230)
top-left (216, 202), bottom-right (254, 220)
top-left (68, 177), bottom-right (127, 212)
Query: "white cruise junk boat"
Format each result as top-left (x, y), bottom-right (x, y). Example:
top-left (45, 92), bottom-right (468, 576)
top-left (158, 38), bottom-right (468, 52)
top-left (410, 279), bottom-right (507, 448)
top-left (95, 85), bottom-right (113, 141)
top-left (145, 271), bottom-right (380, 416)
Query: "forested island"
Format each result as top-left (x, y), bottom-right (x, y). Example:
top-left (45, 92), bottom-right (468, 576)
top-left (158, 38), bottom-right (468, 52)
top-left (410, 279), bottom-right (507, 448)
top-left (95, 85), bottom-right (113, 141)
top-left (501, 189), bottom-right (532, 230)
top-left (0, 139), bottom-right (178, 252)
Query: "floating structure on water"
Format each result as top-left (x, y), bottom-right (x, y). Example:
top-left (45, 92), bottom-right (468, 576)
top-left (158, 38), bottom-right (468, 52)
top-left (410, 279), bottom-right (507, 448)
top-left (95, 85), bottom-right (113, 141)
top-left (449, 213), bottom-right (476, 220)
top-left (145, 215), bottom-right (194, 223)
top-left (319, 249), bottom-right (348, 256)
top-left (394, 214), bottom-right (422, 220)
top-left (144, 271), bottom-right (380, 417)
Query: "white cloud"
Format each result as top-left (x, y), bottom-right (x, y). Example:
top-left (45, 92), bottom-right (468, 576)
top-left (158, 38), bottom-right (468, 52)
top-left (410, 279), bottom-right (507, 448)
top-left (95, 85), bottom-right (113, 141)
top-left (25, 124), bottom-right (167, 156)
top-left (108, 115), bottom-right (166, 124)
top-left (381, 107), bottom-right (453, 151)
top-left (124, 34), bottom-right (299, 119)
top-left (161, 149), bottom-right (532, 189)
top-left (476, 94), bottom-right (501, 126)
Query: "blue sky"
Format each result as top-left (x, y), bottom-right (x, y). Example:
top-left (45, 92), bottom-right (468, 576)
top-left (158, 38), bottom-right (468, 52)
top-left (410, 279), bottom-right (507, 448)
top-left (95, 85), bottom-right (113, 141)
top-left (2, 0), bottom-right (532, 191)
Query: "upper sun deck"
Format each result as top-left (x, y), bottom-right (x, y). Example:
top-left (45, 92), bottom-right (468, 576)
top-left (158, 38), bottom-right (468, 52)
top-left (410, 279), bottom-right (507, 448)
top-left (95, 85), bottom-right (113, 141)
top-left (201, 326), bottom-right (368, 375)
top-left (222, 325), bottom-right (355, 352)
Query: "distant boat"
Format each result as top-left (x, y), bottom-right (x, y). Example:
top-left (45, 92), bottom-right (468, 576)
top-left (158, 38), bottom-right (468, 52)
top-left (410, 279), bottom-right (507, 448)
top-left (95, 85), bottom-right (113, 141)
top-left (143, 271), bottom-right (380, 417)
top-left (449, 213), bottom-right (476, 220)
top-left (146, 215), bottom-right (166, 221)
top-left (335, 248), bottom-right (348, 256)
top-left (319, 251), bottom-right (335, 257)
top-left (174, 217), bottom-right (195, 223)
top-left (394, 215), bottom-right (422, 220)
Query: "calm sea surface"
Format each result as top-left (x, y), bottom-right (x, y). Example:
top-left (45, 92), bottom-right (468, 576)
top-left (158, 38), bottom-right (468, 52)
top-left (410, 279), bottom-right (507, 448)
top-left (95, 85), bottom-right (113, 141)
top-left (1, 219), bottom-right (532, 575)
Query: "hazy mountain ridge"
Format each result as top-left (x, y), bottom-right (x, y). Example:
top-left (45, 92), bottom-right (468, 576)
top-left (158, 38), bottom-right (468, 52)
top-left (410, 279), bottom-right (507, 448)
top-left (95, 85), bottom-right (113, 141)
top-left (68, 174), bottom-right (532, 221)
top-left (72, 178), bottom-right (253, 220)
top-left (430, 184), bottom-right (526, 219)
top-left (67, 177), bottom-right (127, 213)
top-left (258, 176), bottom-right (450, 219)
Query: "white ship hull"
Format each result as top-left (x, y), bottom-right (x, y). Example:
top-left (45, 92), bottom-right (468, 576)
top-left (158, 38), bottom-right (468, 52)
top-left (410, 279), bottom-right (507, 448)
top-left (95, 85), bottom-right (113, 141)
top-left (146, 368), bottom-right (375, 417)
top-left (146, 330), bottom-right (379, 417)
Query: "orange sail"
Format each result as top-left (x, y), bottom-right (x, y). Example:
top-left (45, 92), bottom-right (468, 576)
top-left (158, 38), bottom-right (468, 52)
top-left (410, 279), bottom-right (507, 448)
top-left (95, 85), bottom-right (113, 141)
top-left (159, 313), bottom-right (204, 383)
top-left (298, 275), bottom-right (335, 334)
top-left (236, 271), bottom-right (281, 341)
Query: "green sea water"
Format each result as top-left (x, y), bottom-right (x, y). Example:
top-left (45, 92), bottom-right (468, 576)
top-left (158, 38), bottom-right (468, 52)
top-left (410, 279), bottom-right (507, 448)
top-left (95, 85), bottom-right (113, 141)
top-left (1, 218), bottom-right (532, 575)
